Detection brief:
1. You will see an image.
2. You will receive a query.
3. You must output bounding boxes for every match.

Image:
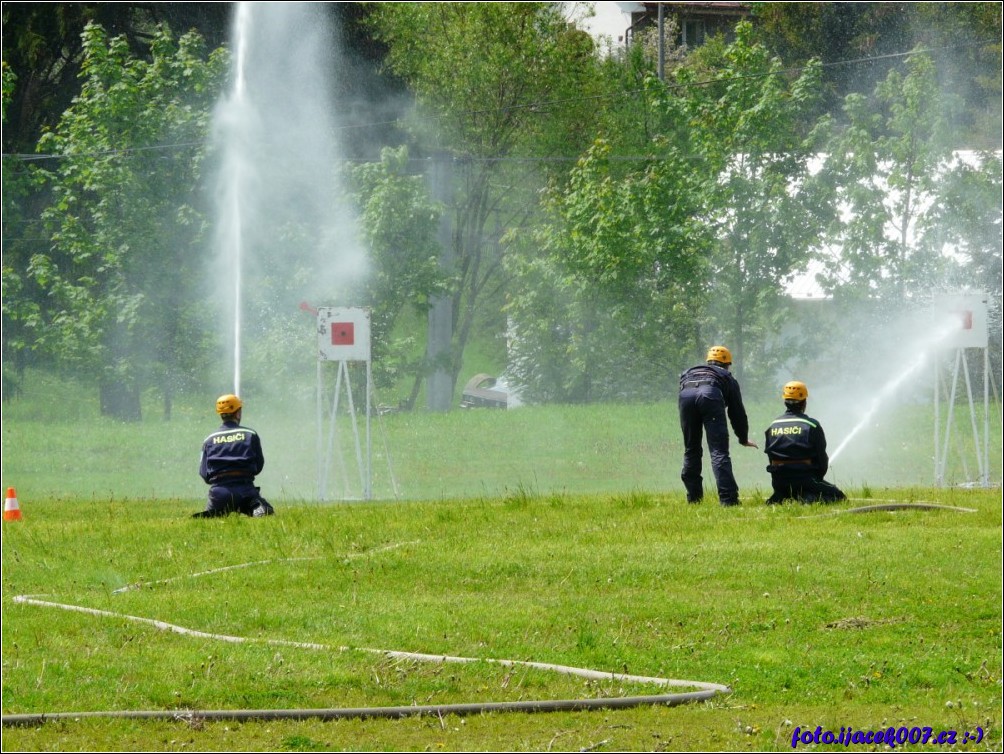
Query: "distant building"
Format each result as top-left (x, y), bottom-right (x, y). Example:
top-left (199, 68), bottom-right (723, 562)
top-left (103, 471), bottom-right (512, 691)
top-left (624, 2), bottom-right (751, 48)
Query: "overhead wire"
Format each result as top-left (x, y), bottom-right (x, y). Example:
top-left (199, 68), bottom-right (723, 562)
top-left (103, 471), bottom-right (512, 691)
top-left (2, 39), bottom-right (995, 164)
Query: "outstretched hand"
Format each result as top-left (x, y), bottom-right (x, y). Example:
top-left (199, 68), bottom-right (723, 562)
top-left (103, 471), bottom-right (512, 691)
top-left (742, 440), bottom-right (759, 449)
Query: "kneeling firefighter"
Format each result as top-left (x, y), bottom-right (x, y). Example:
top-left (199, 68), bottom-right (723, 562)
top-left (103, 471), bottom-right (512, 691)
top-left (764, 381), bottom-right (846, 504)
top-left (195, 394), bottom-right (275, 518)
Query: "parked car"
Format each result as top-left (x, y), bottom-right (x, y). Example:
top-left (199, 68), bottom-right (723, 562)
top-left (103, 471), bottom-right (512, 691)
top-left (460, 373), bottom-right (508, 409)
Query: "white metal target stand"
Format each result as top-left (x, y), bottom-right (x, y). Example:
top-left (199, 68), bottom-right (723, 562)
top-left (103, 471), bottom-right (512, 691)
top-left (932, 293), bottom-right (996, 488)
top-left (316, 307), bottom-right (372, 500)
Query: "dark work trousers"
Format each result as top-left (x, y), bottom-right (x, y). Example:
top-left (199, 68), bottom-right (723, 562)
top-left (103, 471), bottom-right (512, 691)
top-left (679, 386), bottom-right (739, 504)
top-left (194, 480), bottom-right (274, 518)
top-left (766, 469), bottom-right (846, 504)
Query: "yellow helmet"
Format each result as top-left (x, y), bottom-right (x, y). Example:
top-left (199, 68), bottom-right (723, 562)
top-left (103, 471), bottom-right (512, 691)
top-left (216, 394), bottom-right (243, 415)
top-left (782, 381), bottom-right (808, 401)
top-left (706, 346), bottom-right (732, 365)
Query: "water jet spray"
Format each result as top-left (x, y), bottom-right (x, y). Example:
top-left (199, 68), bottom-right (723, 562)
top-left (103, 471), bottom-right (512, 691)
top-left (827, 293), bottom-right (995, 488)
top-left (210, 2), bottom-right (367, 404)
top-left (829, 320), bottom-right (957, 462)
top-left (213, 4), bottom-right (254, 395)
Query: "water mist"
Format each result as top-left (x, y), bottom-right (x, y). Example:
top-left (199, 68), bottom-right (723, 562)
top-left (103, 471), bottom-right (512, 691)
top-left (210, 2), bottom-right (367, 399)
top-left (807, 297), bottom-right (986, 489)
top-left (828, 320), bottom-right (958, 462)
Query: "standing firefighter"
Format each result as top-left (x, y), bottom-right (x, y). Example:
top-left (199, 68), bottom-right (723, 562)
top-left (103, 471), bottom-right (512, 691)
top-left (195, 394), bottom-right (275, 518)
top-left (678, 346), bottom-right (758, 506)
top-left (764, 381), bottom-right (846, 504)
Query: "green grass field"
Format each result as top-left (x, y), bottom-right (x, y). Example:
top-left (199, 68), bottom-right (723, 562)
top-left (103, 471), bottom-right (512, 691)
top-left (2, 367), bottom-right (1000, 504)
top-left (2, 374), bottom-right (1001, 751)
top-left (2, 490), bottom-right (1001, 751)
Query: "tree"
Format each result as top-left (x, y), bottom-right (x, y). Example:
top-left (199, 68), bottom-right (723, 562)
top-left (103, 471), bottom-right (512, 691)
top-left (811, 53), bottom-right (965, 302)
top-left (506, 121), bottom-right (711, 403)
top-left (923, 153), bottom-right (1003, 301)
top-left (751, 2), bottom-right (1002, 148)
top-left (350, 145), bottom-right (449, 408)
top-left (797, 52), bottom-right (1004, 390)
top-left (27, 22), bottom-right (227, 419)
top-left (507, 21), bottom-right (827, 401)
top-left (2, 4), bottom-right (232, 403)
top-left (918, 152), bottom-right (1003, 378)
top-left (1, 3), bottom-right (409, 163)
top-left (680, 23), bottom-right (827, 387)
top-left (366, 2), bottom-right (603, 407)
top-left (1, 3), bottom-right (230, 155)
top-left (2, 61), bottom-right (47, 400)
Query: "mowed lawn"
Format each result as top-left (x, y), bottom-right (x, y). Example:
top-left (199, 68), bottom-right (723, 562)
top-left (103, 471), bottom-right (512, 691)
top-left (2, 485), bottom-right (1000, 751)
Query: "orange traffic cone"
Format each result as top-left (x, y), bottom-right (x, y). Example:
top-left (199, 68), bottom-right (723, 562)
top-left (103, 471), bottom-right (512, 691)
top-left (4, 487), bottom-right (23, 521)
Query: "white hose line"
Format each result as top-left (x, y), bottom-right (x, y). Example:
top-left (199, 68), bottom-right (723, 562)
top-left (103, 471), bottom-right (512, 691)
top-left (845, 497), bottom-right (975, 507)
top-left (796, 500), bottom-right (978, 518)
top-left (10, 593), bottom-right (728, 692)
top-left (5, 547), bottom-right (731, 727)
top-left (111, 557), bottom-right (321, 594)
top-left (111, 542), bottom-right (417, 593)
top-left (12, 595), bottom-right (328, 648)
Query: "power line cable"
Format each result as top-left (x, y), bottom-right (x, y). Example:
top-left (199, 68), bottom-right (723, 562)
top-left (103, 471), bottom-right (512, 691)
top-left (1, 39), bottom-right (997, 163)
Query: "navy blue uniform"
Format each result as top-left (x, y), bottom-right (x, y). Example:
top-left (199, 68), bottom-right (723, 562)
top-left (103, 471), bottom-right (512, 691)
top-left (196, 420), bottom-right (274, 517)
top-left (763, 408), bottom-right (845, 504)
top-left (678, 364), bottom-right (751, 505)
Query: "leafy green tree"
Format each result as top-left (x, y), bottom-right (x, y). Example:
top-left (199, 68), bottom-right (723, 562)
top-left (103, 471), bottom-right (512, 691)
top-left (799, 53), bottom-right (1004, 387)
top-left (508, 22), bottom-right (827, 401)
top-left (366, 2), bottom-right (603, 406)
top-left (751, 2), bottom-right (1002, 148)
top-left (28, 22), bottom-right (227, 419)
top-left (1, 3), bottom-right (230, 155)
top-left (350, 145), bottom-right (449, 408)
top-left (2, 4), bottom-right (232, 403)
top-left (680, 23), bottom-right (826, 386)
top-left (506, 121), bottom-right (710, 403)
top-left (923, 152), bottom-right (1003, 299)
top-left (811, 54), bottom-right (965, 302)
top-left (2, 62), bottom-right (47, 400)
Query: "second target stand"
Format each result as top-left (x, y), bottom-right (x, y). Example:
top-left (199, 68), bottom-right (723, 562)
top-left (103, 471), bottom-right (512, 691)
top-left (316, 307), bottom-right (372, 500)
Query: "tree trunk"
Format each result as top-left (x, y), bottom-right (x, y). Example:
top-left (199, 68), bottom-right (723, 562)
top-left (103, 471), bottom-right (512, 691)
top-left (404, 371), bottom-right (423, 412)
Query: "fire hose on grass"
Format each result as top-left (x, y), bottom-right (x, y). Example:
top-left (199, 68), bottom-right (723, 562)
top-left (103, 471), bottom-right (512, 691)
top-left (796, 500), bottom-right (978, 518)
top-left (3, 549), bottom-right (731, 728)
top-left (7, 500), bottom-right (979, 728)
